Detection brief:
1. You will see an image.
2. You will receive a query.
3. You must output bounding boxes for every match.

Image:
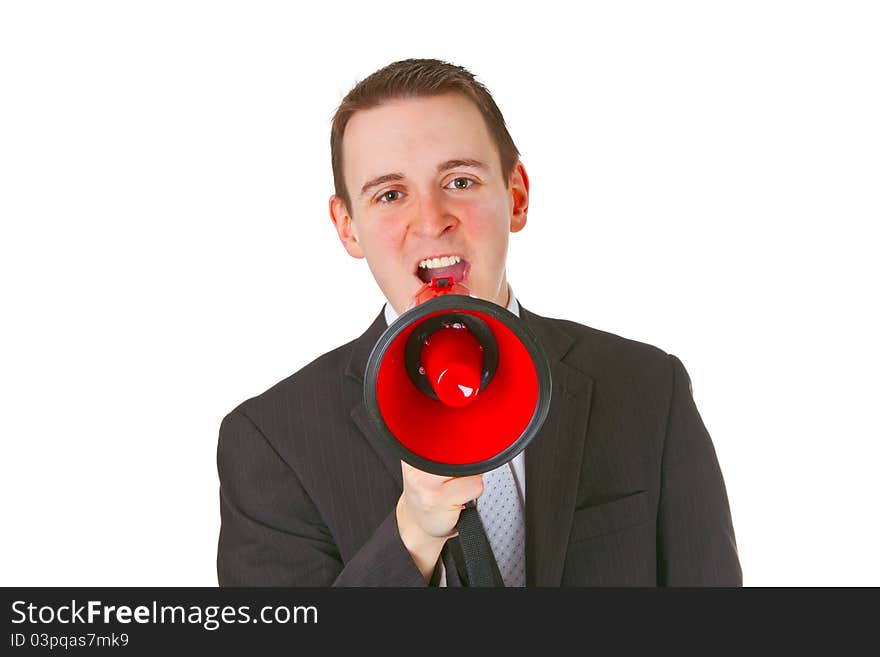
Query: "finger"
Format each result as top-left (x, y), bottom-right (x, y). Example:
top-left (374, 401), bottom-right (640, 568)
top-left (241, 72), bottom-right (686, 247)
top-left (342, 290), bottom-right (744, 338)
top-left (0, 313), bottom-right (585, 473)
top-left (441, 475), bottom-right (484, 505)
top-left (401, 460), bottom-right (456, 484)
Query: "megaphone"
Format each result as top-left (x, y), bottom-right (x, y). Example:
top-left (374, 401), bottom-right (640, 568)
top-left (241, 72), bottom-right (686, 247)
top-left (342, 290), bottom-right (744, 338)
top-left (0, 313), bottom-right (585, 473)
top-left (364, 276), bottom-right (552, 477)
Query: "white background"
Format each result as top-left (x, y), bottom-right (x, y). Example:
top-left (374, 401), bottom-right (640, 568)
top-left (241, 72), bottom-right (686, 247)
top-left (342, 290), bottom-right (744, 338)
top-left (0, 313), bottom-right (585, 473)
top-left (1, 1), bottom-right (877, 586)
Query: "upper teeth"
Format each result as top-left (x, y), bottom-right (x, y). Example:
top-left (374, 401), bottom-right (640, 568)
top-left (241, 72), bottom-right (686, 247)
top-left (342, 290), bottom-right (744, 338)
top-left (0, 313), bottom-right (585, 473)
top-left (419, 255), bottom-right (462, 269)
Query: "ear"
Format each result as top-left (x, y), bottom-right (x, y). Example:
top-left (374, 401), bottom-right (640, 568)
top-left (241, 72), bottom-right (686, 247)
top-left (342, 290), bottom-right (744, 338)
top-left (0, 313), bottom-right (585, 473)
top-left (329, 195), bottom-right (365, 259)
top-left (508, 160), bottom-right (529, 233)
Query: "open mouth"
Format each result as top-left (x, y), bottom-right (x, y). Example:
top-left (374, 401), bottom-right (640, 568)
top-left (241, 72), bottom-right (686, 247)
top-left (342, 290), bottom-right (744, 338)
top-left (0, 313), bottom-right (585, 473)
top-left (415, 254), bottom-right (470, 284)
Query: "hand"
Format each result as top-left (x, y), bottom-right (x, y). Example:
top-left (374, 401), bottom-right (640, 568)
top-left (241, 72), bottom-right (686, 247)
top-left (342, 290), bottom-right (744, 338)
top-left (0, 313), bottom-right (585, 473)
top-left (396, 461), bottom-right (484, 582)
top-left (399, 461), bottom-right (484, 538)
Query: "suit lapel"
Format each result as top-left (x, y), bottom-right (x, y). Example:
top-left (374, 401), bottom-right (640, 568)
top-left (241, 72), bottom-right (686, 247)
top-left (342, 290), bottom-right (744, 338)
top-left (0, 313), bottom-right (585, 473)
top-left (350, 402), bottom-right (403, 490)
top-left (520, 306), bottom-right (594, 586)
top-left (346, 310), bottom-right (404, 491)
top-left (346, 303), bottom-right (595, 587)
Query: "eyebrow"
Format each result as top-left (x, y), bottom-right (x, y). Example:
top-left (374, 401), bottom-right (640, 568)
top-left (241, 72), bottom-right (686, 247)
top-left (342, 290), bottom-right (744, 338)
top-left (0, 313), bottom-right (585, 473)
top-left (359, 173), bottom-right (404, 198)
top-left (437, 158), bottom-right (487, 173)
top-left (358, 158), bottom-right (488, 199)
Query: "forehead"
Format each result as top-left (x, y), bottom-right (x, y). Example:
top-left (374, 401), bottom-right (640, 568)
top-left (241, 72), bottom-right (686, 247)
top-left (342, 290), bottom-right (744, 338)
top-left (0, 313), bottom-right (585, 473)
top-left (342, 93), bottom-right (501, 185)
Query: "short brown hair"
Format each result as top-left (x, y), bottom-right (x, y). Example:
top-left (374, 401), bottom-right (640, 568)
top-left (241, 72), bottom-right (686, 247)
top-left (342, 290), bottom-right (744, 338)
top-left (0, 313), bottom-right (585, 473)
top-left (330, 58), bottom-right (521, 213)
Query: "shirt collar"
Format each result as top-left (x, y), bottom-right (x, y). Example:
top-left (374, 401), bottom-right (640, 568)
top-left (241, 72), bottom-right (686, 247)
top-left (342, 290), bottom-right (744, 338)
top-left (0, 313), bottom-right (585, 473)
top-left (384, 283), bottom-right (519, 327)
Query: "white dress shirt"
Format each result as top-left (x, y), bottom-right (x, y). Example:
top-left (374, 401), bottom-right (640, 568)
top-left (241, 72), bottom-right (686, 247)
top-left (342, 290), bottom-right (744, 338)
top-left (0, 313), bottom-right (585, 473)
top-left (383, 284), bottom-right (526, 586)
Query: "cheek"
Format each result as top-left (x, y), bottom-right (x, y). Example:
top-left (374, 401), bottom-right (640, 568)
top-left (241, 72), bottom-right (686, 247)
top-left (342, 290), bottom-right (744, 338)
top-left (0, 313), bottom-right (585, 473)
top-left (456, 196), bottom-right (510, 248)
top-left (361, 211), bottom-right (407, 250)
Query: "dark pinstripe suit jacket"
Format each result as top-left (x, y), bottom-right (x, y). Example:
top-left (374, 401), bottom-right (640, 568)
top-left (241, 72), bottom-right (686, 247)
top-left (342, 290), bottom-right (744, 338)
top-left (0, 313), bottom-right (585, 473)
top-left (217, 303), bottom-right (742, 586)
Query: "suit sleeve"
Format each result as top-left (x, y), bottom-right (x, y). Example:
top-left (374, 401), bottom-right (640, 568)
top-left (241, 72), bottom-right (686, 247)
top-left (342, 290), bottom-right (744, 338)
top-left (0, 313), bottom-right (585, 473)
top-left (217, 409), bottom-right (426, 587)
top-left (656, 355), bottom-right (743, 586)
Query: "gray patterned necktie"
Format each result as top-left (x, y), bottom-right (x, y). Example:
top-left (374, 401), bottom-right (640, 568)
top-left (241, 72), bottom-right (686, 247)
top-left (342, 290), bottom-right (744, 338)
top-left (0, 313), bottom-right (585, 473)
top-left (476, 461), bottom-right (526, 587)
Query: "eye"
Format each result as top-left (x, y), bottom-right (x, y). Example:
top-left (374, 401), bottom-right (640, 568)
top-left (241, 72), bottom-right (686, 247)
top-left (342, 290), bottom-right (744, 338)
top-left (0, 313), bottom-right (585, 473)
top-left (446, 177), bottom-right (476, 190)
top-left (377, 190), bottom-right (404, 204)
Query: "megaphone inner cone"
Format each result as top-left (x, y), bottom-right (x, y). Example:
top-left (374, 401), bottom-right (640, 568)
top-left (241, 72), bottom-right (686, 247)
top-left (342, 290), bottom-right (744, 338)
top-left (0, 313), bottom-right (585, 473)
top-left (421, 326), bottom-right (484, 407)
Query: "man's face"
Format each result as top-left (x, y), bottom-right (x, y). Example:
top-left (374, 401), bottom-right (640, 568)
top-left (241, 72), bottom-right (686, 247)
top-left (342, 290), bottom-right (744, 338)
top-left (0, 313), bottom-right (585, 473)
top-left (329, 92), bottom-right (529, 315)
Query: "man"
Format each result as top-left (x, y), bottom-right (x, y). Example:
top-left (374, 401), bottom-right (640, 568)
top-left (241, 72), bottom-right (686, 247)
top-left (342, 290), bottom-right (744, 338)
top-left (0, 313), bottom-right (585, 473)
top-left (216, 58), bottom-right (742, 586)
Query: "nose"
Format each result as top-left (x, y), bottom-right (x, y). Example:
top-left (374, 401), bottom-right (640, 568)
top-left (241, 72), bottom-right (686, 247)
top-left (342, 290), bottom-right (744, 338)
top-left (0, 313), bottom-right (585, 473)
top-left (411, 188), bottom-right (457, 238)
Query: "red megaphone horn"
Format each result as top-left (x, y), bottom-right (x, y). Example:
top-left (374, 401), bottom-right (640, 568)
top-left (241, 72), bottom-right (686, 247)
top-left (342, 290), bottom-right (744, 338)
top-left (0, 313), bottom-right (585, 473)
top-left (364, 276), bottom-right (552, 476)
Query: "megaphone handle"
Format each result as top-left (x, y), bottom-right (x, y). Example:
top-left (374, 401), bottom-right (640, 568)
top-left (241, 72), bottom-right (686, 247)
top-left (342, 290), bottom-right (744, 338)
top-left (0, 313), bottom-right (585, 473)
top-left (456, 501), bottom-right (506, 587)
